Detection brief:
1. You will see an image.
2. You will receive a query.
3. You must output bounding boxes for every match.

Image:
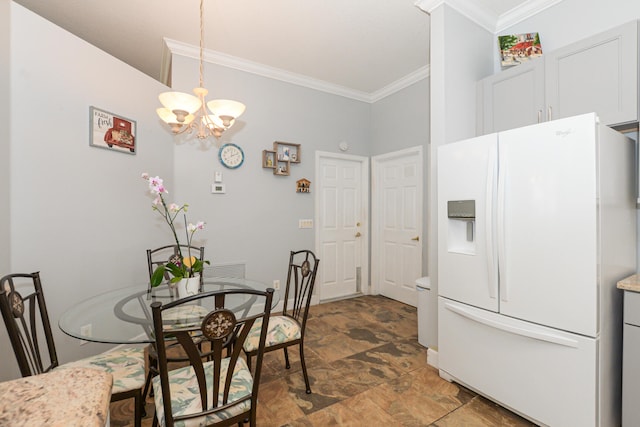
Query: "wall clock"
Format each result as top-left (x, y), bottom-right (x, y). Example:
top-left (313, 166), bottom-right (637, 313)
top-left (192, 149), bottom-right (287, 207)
top-left (219, 143), bottom-right (244, 169)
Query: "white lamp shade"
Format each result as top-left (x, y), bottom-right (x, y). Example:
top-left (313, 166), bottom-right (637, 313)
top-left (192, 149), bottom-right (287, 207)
top-left (206, 99), bottom-right (246, 120)
top-left (159, 91), bottom-right (201, 115)
top-left (203, 114), bottom-right (228, 129)
top-left (156, 108), bottom-right (195, 125)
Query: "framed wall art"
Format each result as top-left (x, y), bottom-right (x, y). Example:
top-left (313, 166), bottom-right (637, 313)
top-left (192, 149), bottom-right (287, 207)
top-left (274, 141), bottom-right (300, 163)
top-left (90, 106), bottom-right (136, 154)
top-left (498, 32), bottom-right (542, 68)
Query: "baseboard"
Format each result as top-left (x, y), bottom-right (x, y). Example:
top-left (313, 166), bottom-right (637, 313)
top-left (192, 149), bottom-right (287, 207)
top-left (427, 348), bottom-right (439, 369)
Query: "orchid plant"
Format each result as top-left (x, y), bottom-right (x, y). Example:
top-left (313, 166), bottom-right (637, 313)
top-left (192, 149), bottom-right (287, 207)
top-left (142, 173), bottom-right (209, 287)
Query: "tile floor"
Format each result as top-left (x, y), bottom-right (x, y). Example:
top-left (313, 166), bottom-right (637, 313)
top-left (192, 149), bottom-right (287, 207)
top-left (109, 295), bottom-right (535, 426)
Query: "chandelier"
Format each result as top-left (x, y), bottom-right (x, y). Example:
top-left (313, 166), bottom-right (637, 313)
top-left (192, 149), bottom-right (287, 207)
top-left (156, 0), bottom-right (245, 139)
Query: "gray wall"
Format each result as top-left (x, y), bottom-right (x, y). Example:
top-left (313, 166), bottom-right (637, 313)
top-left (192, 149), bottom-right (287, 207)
top-left (1, 3), bottom-right (176, 381)
top-left (169, 54), bottom-right (372, 290)
top-left (371, 78), bottom-right (430, 156)
top-left (1, 0), bottom-right (9, 273)
top-left (0, 0), bottom-right (13, 380)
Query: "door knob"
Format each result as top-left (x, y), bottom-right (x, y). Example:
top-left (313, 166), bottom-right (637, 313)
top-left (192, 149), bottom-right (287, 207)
top-left (411, 236), bottom-right (420, 241)
top-left (355, 232), bottom-right (362, 237)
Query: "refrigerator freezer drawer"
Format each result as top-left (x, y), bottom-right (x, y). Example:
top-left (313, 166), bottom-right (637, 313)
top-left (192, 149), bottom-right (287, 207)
top-left (439, 297), bottom-right (598, 427)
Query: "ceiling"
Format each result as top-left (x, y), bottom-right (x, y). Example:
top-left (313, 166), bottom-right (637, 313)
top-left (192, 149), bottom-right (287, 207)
top-left (13, 0), bottom-right (530, 99)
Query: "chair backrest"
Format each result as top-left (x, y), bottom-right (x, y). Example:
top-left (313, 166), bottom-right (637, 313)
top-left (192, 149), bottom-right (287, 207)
top-left (151, 287), bottom-right (274, 426)
top-left (0, 272), bottom-right (58, 377)
top-left (283, 250), bottom-right (319, 331)
top-left (147, 245), bottom-right (205, 290)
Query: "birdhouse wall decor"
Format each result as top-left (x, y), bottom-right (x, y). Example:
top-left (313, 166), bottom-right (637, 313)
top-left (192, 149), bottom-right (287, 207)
top-left (296, 178), bottom-right (311, 193)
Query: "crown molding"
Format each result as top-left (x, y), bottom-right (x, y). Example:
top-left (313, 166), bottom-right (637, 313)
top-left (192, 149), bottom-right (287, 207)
top-left (416, 0), bottom-right (565, 33)
top-left (162, 38), bottom-right (429, 103)
top-left (415, 0), bottom-right (497, 32)
top-left (370, 65), bottom-right (431, 103)
top-left (164, 38), bottom-right (379, 103)
top-left (496, 0), bottom-right (563, 32)
top-left (414, 0), bottom-right (443, 14)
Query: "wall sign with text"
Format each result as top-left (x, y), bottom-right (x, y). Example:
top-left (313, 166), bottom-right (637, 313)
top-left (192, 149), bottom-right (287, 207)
top-left (90, 106), bottom-right (136, 155)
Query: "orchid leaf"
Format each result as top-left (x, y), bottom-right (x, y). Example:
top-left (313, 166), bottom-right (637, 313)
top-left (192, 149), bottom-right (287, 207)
top-left (151, 266), bottom-right (166, 287)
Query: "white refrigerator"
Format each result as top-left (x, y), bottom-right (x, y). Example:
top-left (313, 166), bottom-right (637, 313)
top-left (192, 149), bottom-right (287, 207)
top-left (437, 113), bottom-right (636, 427)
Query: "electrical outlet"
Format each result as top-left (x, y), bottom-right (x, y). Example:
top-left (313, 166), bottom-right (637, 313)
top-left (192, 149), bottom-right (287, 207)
top-left (80, 323), bottom-right (92, 346)
top-left (273, 280), bottom-right (280, 290)
top-left (299, 219), bottom-right (313, 229)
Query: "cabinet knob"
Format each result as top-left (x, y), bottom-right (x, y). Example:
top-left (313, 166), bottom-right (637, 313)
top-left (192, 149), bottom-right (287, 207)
top-left (355, 232), bottom-right (362, 238)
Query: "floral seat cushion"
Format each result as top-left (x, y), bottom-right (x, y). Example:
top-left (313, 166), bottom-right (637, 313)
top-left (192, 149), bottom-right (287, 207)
top-left (152, 357), bottom-right (253, 427)
top-left (60, 347), bottom-right (146, 394)
top-left (242, 315), bottom-right (301, 353)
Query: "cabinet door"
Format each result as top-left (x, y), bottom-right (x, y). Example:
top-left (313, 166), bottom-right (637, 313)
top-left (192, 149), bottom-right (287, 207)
top-left (623, 323), bottom-right (640, 427)
top-left (545, 21), bottom-right (638, 126)
top-left (481, 58), bottom-right (545, 134)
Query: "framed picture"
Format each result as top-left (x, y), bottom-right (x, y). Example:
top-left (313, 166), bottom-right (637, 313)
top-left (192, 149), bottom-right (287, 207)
top-left (90, 106), bottom-right (136, 154)
top-left (498, 32), bottom-right (542, 68)
top-left (262, 150), bottom-right (276, 169)
top-left (273, 141), bottom-right (301, 164)
top-left (274, 160), bottom-right (290, 176)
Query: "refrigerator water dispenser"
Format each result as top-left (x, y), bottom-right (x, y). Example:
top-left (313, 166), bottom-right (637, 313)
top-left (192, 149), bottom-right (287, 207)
top-left (447, 200), bottom-right (476, 254)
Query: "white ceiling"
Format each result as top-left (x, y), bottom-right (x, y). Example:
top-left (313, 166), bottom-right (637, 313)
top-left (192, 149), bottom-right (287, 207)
top-left (13, 0), bottom-right (533, 99)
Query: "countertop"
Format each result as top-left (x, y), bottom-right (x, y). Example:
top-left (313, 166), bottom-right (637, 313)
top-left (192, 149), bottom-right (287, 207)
top-left (0, 367), bottom-right (112, 427)
top-left (617, 274), bottom-right (640, 292)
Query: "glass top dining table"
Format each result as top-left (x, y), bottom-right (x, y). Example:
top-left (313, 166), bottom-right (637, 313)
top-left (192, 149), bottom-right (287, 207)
top-left (58, 278), bottom-right (278, 344)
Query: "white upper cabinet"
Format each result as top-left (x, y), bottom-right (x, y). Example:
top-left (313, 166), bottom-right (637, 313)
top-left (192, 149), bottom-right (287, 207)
top-left (479, 21), bottom-right (639, 135)
top-left (480, 58), bottom-right (545, 133)
top-left (545, 21), bottom-right (638, 127)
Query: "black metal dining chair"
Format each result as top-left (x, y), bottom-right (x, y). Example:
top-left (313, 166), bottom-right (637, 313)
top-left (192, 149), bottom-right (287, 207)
top-left (150, 287), bottom-right (274, 427)
top-left (0, 272), bottom-right (146, 427)
top-left (143, 244), bottom-right (208, 402)
top-left (243, 250), bottom-right (319, 394)
top-left (147, 244), bottom-right (205, 291)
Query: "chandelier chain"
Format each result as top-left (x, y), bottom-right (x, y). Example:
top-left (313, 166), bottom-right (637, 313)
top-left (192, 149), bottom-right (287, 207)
top-left (199, 0), bottom-right (205, 89)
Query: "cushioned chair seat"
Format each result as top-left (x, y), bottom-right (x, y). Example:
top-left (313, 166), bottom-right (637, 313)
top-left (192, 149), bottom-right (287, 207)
top-left (243, 316), bottom-right (301, 353)
top-left (61, 347), bottom-right (146, 394)
top-left (152, 357), bottom-right (253, 427)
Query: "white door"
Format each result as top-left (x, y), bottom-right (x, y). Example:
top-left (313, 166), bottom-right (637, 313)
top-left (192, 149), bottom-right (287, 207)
top-left (316, 152), bottom-right (369, 301)
top-left (437, 134), bottom-right (499, 312)
top-left (372, 147), bottom-right (423, 306)
top-left (498, 114), bottom-right (598, 336)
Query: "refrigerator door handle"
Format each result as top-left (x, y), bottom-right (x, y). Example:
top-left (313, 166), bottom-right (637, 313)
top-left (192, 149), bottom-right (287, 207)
top-left (486, 144), bottom-right (497, 299)
top-left (497, 145), bottom-right (507, 302)
top-left (444, 302), bottom-right (579, 348)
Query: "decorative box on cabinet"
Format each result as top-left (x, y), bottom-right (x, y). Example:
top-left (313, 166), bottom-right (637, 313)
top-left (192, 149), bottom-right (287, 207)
top-left (478, 20), bottom-right (638, 135)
